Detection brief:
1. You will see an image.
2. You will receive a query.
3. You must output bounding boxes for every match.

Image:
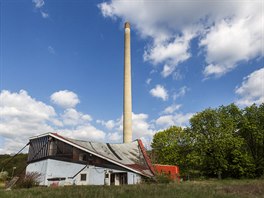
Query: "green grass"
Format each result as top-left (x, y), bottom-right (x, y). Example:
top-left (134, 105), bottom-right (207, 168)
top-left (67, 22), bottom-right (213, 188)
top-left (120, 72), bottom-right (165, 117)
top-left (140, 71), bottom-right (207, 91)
top-left (0, 180), bottom-right (263, 198)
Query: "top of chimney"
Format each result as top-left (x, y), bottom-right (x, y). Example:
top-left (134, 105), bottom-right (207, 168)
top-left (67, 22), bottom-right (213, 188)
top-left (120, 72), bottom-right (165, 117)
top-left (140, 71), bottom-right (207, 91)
top-left (124, 22), bottom-right (130, 29)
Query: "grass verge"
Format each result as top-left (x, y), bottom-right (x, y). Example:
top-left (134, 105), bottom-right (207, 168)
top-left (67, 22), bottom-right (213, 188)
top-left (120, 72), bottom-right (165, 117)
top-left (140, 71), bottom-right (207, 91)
top-left (0, 179), bottom-right (263, 198)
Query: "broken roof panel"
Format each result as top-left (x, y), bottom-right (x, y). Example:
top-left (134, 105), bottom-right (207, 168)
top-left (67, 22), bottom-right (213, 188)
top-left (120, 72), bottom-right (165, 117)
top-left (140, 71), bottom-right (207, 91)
top-left (29, 133), bottom-right (155, 178)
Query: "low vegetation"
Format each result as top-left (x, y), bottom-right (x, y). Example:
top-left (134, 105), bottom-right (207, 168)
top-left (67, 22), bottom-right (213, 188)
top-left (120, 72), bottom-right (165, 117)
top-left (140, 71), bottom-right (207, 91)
top-left (0, 179), bottom-right (263, 198)
top-left (0, 154), bottom-right (28, 178)
top-left (15, 172), bottom-right (41, 189)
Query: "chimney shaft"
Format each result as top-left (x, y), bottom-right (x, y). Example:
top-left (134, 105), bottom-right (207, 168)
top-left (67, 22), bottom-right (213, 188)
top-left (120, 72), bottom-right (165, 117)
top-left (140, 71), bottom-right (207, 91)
top-left (123, 22), bottom-right (132, 143)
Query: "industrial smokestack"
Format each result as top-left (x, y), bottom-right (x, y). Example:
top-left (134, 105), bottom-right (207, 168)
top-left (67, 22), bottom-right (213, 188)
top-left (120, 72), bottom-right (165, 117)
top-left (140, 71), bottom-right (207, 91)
top-left (123, 22), bottom-right (132, 143)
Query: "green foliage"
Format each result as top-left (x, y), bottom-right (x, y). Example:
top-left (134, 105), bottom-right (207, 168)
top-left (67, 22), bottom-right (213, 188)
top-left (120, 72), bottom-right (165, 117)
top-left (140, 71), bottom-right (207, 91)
top-left (151, 126), bottom-right (200, 178)
top-left (151, 103), bottom-right (264, 179)
top-left (239, 104), bottom-right (264, 177)
top-left (16, 172), bottom-right (41, 189)
top-left (0, 154), bottom-right (28, 178)
top-left (155, 173), bottom-right (173, 183)
top-left (189, 104), bottom-right (253, 179)
top-left (151, 126), bottom-right (184, 165)
top-left (0, 171), bottom-right (8, 182)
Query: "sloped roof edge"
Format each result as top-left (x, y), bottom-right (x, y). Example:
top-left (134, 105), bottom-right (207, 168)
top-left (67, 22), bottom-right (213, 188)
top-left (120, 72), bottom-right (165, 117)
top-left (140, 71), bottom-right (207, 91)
top-left (138, 139), bottom-right (155, 175)
top-left (29, 132), bottom-right (154, 178)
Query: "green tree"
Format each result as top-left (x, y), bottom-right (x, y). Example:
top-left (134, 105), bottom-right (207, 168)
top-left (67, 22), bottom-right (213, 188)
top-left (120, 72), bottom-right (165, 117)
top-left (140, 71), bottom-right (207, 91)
top-left (151, 126), bottom-right (184, 165)
top-left (151, 126), bottom-right (198, 177)
top-left (189, 104), bottom-right (253, 178)
top-left (239, 103), bottom-right (264, 177)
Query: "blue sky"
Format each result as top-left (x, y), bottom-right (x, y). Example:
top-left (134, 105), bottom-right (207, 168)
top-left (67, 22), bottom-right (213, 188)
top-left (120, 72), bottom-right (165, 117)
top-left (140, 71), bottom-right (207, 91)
top-left (0, 0), bottom-right (263, 153)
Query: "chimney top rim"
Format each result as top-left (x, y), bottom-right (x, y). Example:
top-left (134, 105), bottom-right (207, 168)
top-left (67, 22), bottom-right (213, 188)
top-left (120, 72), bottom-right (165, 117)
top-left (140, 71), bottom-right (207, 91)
top-left (124, 22), bottom-right (130, 29)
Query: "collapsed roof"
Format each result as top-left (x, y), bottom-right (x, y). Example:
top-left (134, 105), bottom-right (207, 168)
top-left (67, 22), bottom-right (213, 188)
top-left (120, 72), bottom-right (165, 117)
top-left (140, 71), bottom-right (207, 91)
top-left (28, 133), bottom-right (155, 178)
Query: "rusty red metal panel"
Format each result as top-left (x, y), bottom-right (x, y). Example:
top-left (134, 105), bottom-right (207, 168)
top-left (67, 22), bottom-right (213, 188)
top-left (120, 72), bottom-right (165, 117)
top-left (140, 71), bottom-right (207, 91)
top-left (137, 139), bottom-right (155, 176)
top-left (154, 164), bottom-right (180, 181)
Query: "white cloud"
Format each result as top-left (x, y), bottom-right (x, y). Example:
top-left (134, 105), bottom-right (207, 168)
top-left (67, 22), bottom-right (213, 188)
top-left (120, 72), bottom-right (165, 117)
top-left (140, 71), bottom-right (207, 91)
top-left (0, 90), bottom-right (105, 154)
top-left (173, 86), bottom-right (189, 100)
top-left (156, 113), bottom-right (193, 128)
top-left (201, 16), bottom-right (263, 77)
top-left (150, 84), bottom-right (168, 101)
top-left (96, 119), bottom-right (115, 130)
top-left (155, 115), bottom-right (174, 127)
top-left (32, 0), bottom-right (50, 19)
top-left (144, 32), bottom-right (194, 78)
top-left (61, 108), bottom-right (92, 126)
top-left (132, 113), bottom-right (154, 138)
top-left (41, 11), bottom-right (49, 18)
top-left (0, 90), bottom-right (56, 153)
top-left (107, 132), bottom-right (122, 142)
top-left (97, 112), bottom-right (154, 142)
top-left (61, 125), bottom-right (105, 142)
top-left (235, 67), bottom-right (264, 106)
top-left (146, 78), bottom-right (152, 85)
top-left (32, 0), bottom-right (44, 8)
top-left (99, 0), bottom-right (263, 78)
top-left (50, 90), bottom-right (80, 109)
top-left (163, 104), bottom-right (181, 114)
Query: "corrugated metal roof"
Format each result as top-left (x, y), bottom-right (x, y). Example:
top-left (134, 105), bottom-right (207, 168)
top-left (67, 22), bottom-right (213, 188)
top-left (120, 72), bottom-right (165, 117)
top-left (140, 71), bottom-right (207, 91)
top-left (30, 133), bottom-right (155, 178)
top-left (61, 135), bottom-right (154, 177)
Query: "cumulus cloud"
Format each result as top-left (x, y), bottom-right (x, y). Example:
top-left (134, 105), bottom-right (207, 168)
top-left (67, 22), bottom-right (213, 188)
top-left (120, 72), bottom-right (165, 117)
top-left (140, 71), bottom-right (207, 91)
top-left (0, 90), bottom-right (56, 153)
top-left (96, 119), bottom-right (115, 130)
top-left (132, 113), bottom-right (154, 138)
top-left (62, 125), bottom-right (105, 142)
top-left (150, 84), bottom-right (168, 101)
top-left (0, 90), bottom-right (105, 153)
top-left (0, 89), bottom-right (194, 153)
top-left (107, 132), bottom-right (122, 142)
top-left (162, 104), bottom-right (181, 114)
top-left (144, 32), bottom-right (194, 77)
top-left (97, 112), bottom-right (154, 141)
top-left (50, 90), bottom-right (80, 109)
top-left (156, 113), bottom-right (194, 128)
top-left (235, 67), bottom-right (264, 106)
top-left (61, 108), bottom-right (92, 126)
top-left (99, 0), bottom-right (263, 78)
top-left (201, 16), bottom-right (263, 77)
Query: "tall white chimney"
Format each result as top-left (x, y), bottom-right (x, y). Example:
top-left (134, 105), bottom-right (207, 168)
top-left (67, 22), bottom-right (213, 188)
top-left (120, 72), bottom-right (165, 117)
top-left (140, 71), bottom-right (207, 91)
top-left (123, 22), bottom-right (132, 143)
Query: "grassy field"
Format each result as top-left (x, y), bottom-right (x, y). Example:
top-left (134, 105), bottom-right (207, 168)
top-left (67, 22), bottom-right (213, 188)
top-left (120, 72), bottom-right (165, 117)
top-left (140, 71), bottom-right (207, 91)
top-left (0, 179), bottom-right (263, 198)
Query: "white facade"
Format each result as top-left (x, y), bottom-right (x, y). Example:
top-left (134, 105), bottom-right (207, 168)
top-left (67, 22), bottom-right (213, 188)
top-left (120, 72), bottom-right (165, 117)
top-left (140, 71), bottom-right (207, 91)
top-left (26, 159), bottom-right (141, 186)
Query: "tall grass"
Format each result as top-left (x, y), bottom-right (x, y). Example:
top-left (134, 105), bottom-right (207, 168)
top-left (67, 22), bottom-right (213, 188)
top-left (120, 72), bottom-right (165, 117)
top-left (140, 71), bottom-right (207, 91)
top-left (0, 179), bottom-right (263, 198)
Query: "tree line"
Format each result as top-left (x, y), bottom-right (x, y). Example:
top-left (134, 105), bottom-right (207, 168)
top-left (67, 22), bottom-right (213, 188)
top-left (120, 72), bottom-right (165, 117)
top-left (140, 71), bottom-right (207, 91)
top-left (151, 103), bottom-right (264, 179)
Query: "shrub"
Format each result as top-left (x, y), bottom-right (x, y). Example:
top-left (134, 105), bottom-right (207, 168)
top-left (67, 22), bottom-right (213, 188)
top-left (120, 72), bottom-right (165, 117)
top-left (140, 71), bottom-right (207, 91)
top-left (155, 173), bottom-right (173, 184)
top-left (16, 172), bottom-right (41, 188)
top-left (0, 171), bottom-right (8, 182)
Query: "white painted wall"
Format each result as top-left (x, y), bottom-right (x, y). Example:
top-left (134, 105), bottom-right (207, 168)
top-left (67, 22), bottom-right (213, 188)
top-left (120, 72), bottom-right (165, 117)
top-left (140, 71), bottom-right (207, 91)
top-left (26, 159), bottom-right (142, 186)
top-left (26, 160), bottom-right (48, 185)
top-left (127, 172), bottom-right (141, 184)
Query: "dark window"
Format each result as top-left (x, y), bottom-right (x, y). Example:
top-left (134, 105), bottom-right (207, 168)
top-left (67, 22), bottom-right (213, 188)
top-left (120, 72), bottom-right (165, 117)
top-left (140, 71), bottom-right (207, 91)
top-left (80, 174), bottom-right (87, 181)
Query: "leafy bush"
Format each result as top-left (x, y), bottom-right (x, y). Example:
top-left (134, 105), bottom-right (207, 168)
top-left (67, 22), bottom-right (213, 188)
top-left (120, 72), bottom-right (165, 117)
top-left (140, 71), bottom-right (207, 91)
top-left (16, 172), bottom-right (41, 188)
top-left (155, 173), bottom-right (173, 183)
top-left (0, 171), bottom-right (8, 182)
